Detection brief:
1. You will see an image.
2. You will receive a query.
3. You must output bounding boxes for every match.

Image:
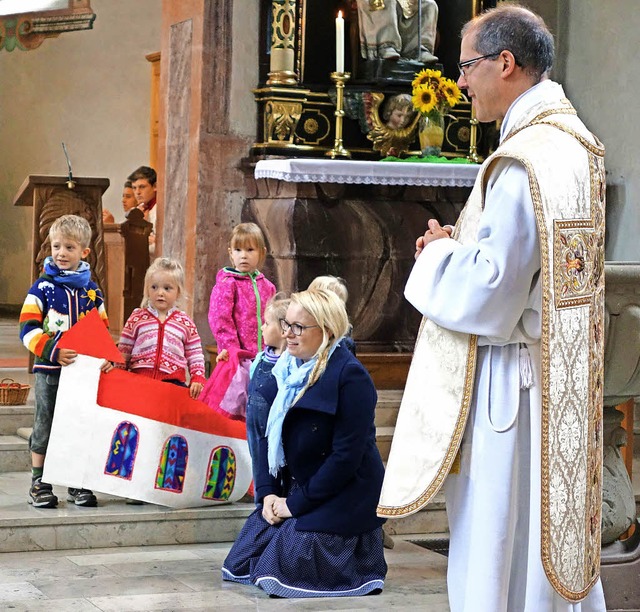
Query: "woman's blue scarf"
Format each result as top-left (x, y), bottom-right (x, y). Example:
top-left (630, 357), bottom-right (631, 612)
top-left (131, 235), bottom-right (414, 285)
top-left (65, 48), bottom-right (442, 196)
top-left (44, 256), bottom-right (91, 288)
top-left (265, 341), bottom-right (340, 476)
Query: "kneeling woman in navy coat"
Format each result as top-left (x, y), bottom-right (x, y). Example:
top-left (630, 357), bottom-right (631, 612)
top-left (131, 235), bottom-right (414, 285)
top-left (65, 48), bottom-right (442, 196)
top-left (222, 288), bottom-right (387, 598)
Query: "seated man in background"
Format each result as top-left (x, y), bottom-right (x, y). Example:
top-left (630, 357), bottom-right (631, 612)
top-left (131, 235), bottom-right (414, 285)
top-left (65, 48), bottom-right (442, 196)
top-left (128, 166), bottom-right (157, 253)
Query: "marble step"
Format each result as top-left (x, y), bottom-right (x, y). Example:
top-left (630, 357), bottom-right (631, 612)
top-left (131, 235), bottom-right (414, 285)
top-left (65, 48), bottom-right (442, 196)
top-left (374, 389), bottom-right (402, 427)
top-left (2, 425), bottom-right (397, 475)
top-left (0, 389), bottom-right (402, 473)
top-left (0, 434), bottom-right (30, 472)
top-left (376, 426), bottom-right (394, 462)
top-left (0, 471), bottom-right (254, 553)
top-left (0, 401), bottom-right (34, 435)
top-left (0, 471), bottom-right (446, 553)
top-left (0, 391), bottom-right (400, 433)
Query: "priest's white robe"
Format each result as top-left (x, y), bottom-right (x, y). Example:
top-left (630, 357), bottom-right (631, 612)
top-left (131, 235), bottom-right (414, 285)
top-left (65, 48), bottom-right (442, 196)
top-left (406, 82), bottom-right (606, 612)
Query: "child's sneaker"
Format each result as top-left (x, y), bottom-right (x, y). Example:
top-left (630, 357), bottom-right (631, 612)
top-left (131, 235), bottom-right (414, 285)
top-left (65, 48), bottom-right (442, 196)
top-left (28, 478), bottom-right (58, 508)
top-left (67, 488), bottom-right (98, 507)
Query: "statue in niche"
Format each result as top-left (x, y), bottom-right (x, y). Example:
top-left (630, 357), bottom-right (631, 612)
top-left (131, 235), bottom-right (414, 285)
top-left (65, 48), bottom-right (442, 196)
top-left (364, 92), bottom-right (420, 157)
top-left (356, 0), bottom-right (439, 62)
top-left (601, 416), bottom-right (636, 544)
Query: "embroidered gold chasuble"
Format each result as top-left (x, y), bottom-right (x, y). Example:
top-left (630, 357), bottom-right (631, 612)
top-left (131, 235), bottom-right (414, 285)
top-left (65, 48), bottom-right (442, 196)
top-left (377, 96), bottom-right (606, 601)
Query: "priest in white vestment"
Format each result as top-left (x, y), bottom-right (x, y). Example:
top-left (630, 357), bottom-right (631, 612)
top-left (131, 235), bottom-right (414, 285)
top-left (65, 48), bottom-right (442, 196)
top-left (379, 6), bottom-right (607, 611)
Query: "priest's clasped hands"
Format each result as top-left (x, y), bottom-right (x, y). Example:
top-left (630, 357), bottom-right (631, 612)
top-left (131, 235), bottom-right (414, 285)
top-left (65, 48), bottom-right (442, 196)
top-left (415, 218), bottom-right (453, 260)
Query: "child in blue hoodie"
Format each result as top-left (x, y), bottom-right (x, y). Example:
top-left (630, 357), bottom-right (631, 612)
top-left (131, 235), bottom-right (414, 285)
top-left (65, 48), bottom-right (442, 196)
top-left (19, 214), bottom-right (111, 509)
top-left (245, 294), bottom-right (289, 496)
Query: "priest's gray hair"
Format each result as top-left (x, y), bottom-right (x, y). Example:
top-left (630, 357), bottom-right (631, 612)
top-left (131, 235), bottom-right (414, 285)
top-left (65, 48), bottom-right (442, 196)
top-left (462, 4), bottom-right (554, 80)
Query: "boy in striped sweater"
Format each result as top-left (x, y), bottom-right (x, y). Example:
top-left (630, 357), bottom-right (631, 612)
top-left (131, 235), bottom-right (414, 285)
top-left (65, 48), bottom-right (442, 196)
top-left (19, 214), bottom-right (111, 508)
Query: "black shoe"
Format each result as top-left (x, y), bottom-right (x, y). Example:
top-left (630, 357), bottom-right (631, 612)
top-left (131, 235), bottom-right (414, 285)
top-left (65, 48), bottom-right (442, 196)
top-left (67, 487), bottom-right (98, 507)
top-left (28, 478), bottom-right (58, 508)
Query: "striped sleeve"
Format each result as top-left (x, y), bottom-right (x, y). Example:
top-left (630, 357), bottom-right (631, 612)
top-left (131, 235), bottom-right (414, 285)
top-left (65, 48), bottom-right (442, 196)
top-left (183, 315), bottom-right (206, 384)
top-left (19, 291), bottom-right (61, 361)
top-left (117, 310), bottom-right (139, 369)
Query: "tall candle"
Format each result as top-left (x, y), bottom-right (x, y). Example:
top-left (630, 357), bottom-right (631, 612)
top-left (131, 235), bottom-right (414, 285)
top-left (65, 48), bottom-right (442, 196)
top-left (336, 11), bottom-right (345, 73)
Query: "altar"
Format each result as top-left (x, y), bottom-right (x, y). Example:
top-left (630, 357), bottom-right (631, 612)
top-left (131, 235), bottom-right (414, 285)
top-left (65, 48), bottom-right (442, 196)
top-left (245, 158), bottom-right (480, 352)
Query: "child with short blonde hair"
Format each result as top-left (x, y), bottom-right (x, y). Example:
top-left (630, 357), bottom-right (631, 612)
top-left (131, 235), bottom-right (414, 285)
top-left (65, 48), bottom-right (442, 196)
top-left (118, 257), bottom-right (206, 399)
top-left (19, 214), bottom-right (109, 508)
top-left (307, 275), bottom-right (348, 302)
top-left (307, 275), bottom-right (356, 355)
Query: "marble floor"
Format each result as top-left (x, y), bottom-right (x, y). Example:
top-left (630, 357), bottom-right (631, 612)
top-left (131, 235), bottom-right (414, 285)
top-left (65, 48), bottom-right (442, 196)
top-left (0, 538), bottom-right (450, 611)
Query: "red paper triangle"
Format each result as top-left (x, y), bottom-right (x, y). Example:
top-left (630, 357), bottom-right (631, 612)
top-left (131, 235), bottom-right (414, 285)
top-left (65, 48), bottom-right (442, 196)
top-left (57, 308), bottom-right (124, 363)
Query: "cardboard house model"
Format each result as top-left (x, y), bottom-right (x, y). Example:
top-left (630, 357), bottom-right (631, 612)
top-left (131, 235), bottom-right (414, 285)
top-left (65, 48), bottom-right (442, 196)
top-left (43, 309), bottom-right (252, 508)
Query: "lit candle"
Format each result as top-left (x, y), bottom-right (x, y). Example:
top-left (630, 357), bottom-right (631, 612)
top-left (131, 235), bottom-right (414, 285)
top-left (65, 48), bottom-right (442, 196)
top-left (336, 11), bottom-right (344, 73)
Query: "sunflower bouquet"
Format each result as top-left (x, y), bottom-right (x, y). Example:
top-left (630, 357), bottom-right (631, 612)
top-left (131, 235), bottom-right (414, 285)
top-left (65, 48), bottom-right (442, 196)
top-left (411, 69), bottom-right (462, 118)
top-left (411, 69), bottom-right (462, 156)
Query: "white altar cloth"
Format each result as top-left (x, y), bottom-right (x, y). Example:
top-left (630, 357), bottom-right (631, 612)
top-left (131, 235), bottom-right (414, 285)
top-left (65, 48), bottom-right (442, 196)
top-left (255, 158), bottom-right (480, 187)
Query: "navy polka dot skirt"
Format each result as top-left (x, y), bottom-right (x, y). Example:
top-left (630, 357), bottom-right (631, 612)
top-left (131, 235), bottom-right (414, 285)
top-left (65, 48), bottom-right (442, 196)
top-left (222, 507), bottom-right (387, 598)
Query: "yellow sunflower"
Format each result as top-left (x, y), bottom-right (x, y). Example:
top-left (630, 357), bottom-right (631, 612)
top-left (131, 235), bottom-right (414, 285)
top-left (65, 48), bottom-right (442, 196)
top-left (411, 68), bottom-right (442, 89)
top-left (412, 84), bottom-right (437, 115)
top-left (441, 80), bottom-right (462, 107)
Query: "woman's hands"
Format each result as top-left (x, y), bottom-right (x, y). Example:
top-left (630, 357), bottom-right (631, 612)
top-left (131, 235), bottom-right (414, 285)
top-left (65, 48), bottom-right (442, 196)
top-left (216, 349), bottom-right (229, 363)
top-left (262, 494), bottom-right (292, 525)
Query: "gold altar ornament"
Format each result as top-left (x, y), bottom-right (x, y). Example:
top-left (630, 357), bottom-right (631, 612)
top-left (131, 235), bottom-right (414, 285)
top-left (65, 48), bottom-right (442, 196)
top-left (366, 92), bottom-right (420, 157)
top-left (327, 72), bottom-right (351, 159)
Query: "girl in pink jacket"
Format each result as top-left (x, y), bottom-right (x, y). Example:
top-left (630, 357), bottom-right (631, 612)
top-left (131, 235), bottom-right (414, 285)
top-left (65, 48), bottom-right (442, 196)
top-left (208, 223), bottom-right (277, 362)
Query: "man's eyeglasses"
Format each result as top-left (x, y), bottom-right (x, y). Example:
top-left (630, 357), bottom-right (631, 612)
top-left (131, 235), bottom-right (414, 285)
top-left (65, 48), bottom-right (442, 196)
top-left (280, 319), bottom-right (320, 336)
top-left (457, 53), bottom-right (500, 77)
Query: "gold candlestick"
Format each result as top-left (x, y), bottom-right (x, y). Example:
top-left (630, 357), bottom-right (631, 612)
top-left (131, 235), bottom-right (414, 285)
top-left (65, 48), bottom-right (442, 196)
top-left (327, 71), bottom-right (351, 159)
top-left (468, 109), bottom-right (480, 163)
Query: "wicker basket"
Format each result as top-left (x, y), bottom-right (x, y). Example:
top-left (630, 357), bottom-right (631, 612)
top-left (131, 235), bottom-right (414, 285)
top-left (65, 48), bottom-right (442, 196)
top-left (0, 378), bottom-right (31, 405)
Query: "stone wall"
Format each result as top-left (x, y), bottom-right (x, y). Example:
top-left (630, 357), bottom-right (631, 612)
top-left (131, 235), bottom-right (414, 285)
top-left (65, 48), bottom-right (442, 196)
top-left (0, 0), bottom-right (161, 307)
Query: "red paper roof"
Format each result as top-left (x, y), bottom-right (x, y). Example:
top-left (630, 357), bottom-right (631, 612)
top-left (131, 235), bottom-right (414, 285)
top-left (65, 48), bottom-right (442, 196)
top-left (97, 369), bottom-right (246, 439)
top-left (57, 308), bottom-right (124, 363)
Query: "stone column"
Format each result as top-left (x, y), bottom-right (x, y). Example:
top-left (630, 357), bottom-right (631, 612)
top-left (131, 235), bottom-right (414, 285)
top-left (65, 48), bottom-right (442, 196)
top-left (157, 0), bottom-right (254, 340)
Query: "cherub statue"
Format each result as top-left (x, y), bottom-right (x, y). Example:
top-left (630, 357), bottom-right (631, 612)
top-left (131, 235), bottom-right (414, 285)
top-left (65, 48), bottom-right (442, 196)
top-left (365, 92), bottom-right (420, 157)
top-left (356, 0), bottom-right (439, 62)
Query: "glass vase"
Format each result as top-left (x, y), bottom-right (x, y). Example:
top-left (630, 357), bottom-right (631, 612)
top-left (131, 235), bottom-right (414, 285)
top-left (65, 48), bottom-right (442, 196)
top-left (419, 112), bottom-right (445, 157)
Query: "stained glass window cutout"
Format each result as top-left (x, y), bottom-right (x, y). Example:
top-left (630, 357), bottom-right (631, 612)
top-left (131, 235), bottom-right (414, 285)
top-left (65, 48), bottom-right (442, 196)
top-left (202, 446), bottom-right (236, 501)
top-left (105, 421), bottom-right (139, 480)
top-left (155, 435), bottom-right (188, 493)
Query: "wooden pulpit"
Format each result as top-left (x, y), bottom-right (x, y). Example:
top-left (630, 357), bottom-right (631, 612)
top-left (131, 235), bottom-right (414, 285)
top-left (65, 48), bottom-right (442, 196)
top-left (13, 175), bottom-right (110, 295)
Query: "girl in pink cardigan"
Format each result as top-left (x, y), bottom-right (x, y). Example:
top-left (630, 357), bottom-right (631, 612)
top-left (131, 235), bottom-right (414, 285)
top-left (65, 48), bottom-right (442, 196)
top-left (118, 257), bottom-right (206, 399)
top-left (208, 223), bottom-right (277, 362)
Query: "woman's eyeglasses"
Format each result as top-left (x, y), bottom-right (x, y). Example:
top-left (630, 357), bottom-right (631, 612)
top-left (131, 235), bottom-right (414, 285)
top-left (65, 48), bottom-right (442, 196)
top-left (279, 319), bottom-right (320, 336)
